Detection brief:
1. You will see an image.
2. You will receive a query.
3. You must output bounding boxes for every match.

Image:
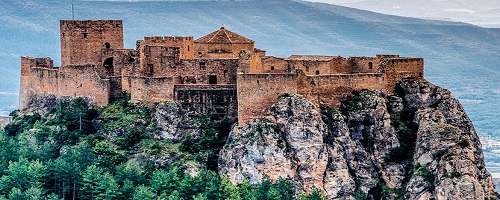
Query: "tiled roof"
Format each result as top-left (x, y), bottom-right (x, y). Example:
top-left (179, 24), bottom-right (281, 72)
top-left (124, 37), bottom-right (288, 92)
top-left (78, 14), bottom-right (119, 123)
top-left (195, 27), bottom-right (254, 44)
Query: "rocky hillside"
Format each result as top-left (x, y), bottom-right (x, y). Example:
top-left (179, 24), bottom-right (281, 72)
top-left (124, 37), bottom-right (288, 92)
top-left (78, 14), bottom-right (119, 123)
top-left (219, 79), bottom-right (498, 199)
top-left (1, 79), bottom-right (496, 199)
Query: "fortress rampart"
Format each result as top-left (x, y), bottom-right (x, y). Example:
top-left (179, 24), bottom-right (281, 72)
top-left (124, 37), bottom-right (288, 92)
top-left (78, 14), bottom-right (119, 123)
top-left (20, 20), bottom-right (425, 126)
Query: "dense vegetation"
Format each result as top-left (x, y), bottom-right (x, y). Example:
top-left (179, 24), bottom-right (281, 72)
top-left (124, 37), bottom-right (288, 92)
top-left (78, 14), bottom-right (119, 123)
top-left (0, 97), bottom-right (327, 200)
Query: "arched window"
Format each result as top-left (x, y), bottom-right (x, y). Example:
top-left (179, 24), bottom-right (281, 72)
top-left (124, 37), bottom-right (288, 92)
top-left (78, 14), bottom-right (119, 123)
top-left (368, 62), bottom-right (373, 69)
top-left (316, 70), bottom-right (320, 75)
top-left (105, 42), bottom-right (111, 49)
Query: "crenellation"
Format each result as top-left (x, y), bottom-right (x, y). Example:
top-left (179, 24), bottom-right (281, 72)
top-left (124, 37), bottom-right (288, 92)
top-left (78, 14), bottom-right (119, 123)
top-left (20, 20), bottom-right (425, 126)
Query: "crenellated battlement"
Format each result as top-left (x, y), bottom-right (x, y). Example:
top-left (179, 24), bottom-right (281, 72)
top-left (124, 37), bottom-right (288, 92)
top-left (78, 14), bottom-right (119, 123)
top-left (20, 20), bottom-right (425, 126)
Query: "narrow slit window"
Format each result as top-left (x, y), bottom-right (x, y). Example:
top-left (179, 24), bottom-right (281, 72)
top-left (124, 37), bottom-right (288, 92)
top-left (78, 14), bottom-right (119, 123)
top-left (200, 62), bottom-right (206, 70)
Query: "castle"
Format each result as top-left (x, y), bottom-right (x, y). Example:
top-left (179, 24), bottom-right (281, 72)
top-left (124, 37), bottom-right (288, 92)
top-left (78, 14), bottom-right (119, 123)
top-left (20, 20), bottom-right (424, 125)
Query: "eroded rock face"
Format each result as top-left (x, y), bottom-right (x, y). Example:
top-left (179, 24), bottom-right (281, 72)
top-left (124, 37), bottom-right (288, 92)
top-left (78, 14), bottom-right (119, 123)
top-left (218, 79), bottom-right (498, 199)
top-left (152, 101), bottom-right (201, 140)
top-left (399, 80), bottom-right (497, 200)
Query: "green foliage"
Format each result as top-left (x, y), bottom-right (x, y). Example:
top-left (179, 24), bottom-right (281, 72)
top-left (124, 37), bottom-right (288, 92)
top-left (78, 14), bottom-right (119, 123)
top-left (450, 171), bottom-right (461, 178)
top-left (320, 105), bottom-right (339, 144)
top-left (100, 96), bottom-right (152, 131)
top-left (0, 97), bottom-right (329, 199)
top-left (297, 186), bottom-right (328, 200)
top-left (81, 165), bottom-right (121, 199)
top-left (4, 113), bottom-right (41, 136)
top-left (47, 98), bottom-right (99, 135)
top-left (132, 185), bottom-right (155, 200)
top-left (179, 117), bottom-right (232, 170)
top-left (414, 164), bottom-right (436, 191)
top-left (0, 157), bottom-right (47, 195)
top-left (354, 191), bottom-right (368, 200)
top-left (385, 112), bottom-right (417, 164)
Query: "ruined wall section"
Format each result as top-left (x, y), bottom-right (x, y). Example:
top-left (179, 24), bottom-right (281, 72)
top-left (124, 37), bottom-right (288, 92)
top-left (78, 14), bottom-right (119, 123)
top-left (383, 58), bottom-right (424, 93)
top-left (287, 59), bottom-right (332, 76)
top-left (298, 73), bottom-right (385, 108)
top-left (130, 77), bottom-right (175, 103)
top-left (348, 56), bottom-right (381, 73)
top-left (57, 65), bottom-right (111, 107)
top-left (261, 56), bottom-right (289, 73)
top-left (100, 48), bottom-right (138, 97)
top-left (178, 59), bottom-right (238, 84)
top-left (137, 36), bottom-right (194, 60)
top-left (60, 20), bottom-right (123, 67)
top-left (237, 73), bottom-right (298, 125)
top-left (20, 57), bottom-right (58, 110)
top-left (174, 85), bottom-right (237, 120)
top-left (237, 51), bottom-right (262, 74)
top-left (138, 45), bottom-right (180, 77)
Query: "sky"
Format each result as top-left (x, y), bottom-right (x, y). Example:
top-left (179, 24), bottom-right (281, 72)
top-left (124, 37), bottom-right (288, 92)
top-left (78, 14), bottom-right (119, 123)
top-left (305, 0), bottom-right (500, 28)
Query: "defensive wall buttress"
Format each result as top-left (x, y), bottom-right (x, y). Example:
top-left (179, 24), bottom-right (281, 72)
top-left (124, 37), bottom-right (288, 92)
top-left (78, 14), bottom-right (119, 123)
top-left (20, 20), bottom-right (425, 125)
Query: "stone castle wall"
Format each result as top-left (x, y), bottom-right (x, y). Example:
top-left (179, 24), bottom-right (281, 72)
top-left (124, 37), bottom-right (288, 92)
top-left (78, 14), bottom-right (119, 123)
top-left (383, 58), bottom-right (424, 92)
top-left (20, 20), bottom-right (425, 127)
top-left (299, 73), bottom-right (385, 108)
top-left (130, 76), bottom-right (176, 103)
top-left (60, 20), bottom-right (123, 67)
top-left (237, 73), bottom-right (298, 125)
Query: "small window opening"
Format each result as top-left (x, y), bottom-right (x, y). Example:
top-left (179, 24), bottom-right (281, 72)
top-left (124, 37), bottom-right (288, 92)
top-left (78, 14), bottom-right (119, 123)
top-left (103, 57), bottom-right (114, 75)
top-left (209, 75), bottom-right (217, 84)
top-left (368, 62), bottom-right (373, 69)
top-left (200, 62), bottom-right (206, 70)
top-left (128, 57), bottom-right (135, 64)
top-left (270, 66), bottom-right (275, 71)
top-left (105, 42), bottom-right (111, 49)
top-left (316, 70), bottom-right (320, 75)
top-left (187, 45), bottom-right (190, 51)
top-left (224, 70), bottom-right (228, 77)
top-left (148, 64), bottom-right (154, 75)
top-left (83, 33), bottom-right (88, 38)
top-left (305, 66), bottom-right (309, 72)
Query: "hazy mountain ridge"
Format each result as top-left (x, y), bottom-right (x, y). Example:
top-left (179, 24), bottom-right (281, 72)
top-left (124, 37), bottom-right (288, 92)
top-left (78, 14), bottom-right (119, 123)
top-left (0, 0), bottom-right (499, 136)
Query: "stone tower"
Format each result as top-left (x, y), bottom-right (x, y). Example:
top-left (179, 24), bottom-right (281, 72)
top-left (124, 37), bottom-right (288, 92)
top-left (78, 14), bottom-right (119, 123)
top-left (60, 20), bottom-right (124, 66)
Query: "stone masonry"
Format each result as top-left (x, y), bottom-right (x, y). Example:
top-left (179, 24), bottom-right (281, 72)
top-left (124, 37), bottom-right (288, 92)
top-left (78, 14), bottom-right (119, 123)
top-left (20, 20), bottom-right (424, 125)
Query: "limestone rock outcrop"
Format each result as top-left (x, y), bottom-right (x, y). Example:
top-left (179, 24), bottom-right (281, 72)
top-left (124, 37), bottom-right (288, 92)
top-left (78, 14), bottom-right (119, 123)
top-left (152, 101), bottom-right (201, 140)
top-left (218, 79), bottom-right (498, 199)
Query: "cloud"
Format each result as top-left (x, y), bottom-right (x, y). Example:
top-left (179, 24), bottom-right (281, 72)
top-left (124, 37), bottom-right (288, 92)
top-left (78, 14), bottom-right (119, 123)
top-left (0, 15), bottom-right (52, 33)
top-left (444, 9), bottom-right (476, 14)
top-left (0, 92), bottom-right (18, 95)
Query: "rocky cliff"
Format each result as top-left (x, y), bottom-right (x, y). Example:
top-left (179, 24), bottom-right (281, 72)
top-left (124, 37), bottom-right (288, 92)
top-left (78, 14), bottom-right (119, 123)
top-left (218, 79), bottom-right (497, 199)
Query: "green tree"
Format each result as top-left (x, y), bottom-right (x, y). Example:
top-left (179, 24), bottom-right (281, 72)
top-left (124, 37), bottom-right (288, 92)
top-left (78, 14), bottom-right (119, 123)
top-left (149, 168), bottom-right (181, 196)
top-left (81, 165), bottom-right (120, 200)
top-left (237, 179), bottom-right (257, 200)
top-left (275, 177), bottom-right (296, 200)
top-left (0, 157), bottom-right (47, 196)
top-left (50, 143), bottom-right (95, 199)
top-left (219, 175), bottom-right (241, 200)
top-left (132, 185), bottom-right (155, 200)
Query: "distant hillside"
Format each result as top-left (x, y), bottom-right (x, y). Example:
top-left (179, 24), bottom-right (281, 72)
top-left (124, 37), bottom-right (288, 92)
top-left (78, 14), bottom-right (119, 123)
top-left (0, 0), bottom-right (499, 136)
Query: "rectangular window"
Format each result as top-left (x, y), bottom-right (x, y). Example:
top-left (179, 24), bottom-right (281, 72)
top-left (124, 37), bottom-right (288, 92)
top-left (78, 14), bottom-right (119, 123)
top-left (200, 62), bottom-right (206, 70)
